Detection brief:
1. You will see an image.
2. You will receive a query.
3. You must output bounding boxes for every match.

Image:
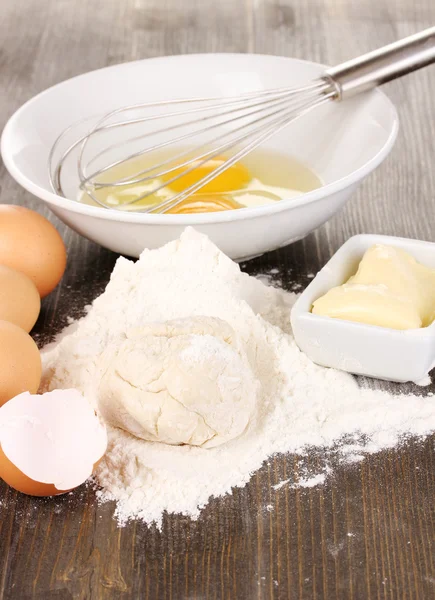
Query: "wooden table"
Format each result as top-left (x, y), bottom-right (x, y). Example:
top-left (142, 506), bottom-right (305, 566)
top-left (1, 1), bottom-right (435, 598)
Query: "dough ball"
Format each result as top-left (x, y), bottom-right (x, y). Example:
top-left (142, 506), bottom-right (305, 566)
top-left (98, 317), bottom-right (258, 447)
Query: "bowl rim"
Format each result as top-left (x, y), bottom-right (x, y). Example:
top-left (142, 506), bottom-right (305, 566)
top-left (1, 52), bottom-right (399, 225)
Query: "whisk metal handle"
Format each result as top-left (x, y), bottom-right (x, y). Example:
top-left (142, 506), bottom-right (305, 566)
top-left (325, 26), bottom-right (435, 100)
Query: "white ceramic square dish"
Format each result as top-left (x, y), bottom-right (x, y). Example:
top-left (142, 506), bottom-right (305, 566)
top-left (291, 234), bottom-right (435, 383)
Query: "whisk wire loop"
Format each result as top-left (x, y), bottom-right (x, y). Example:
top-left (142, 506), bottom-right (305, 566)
top-left (80, 85), bottom-right (325, 188)
top-left (49, 81), bottom-right (333, 212)
top-left (82, 86), bottom-right (329, 195)
top-left (48, 26), bottom-right (435, 213)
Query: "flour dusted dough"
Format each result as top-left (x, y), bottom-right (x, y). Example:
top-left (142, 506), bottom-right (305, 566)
top-left (97, 316), bottom-right (258, 448)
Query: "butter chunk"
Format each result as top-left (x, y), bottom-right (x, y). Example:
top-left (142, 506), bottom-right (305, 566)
top-left (312, 245), bottom-right (435, 330)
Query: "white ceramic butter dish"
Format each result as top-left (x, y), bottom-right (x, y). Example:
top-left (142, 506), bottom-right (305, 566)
top-left (291, 234), bottom-right (435, 383)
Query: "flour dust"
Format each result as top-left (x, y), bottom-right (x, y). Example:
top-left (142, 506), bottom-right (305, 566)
top-left (41, 229), bottom-right (435, 527)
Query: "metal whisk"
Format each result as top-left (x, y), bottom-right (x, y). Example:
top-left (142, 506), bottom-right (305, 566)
top-left (49, 27), bottom-right (435, 214)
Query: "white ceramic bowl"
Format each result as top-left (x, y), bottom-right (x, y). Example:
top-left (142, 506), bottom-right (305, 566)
top-left (291, 234), bottom-right (435, 383)
top-left (1, 54), bottom-right (398, 260)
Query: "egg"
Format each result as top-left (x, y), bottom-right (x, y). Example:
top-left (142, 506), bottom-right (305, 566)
top-left (165, 156), bottom-right (252, 194)
top-left (83, 149), bottom-right (323, 213)
top-left (0, 320), bottom-right (41, 406)
top-left (0, 205), bottom-right (67, 297)
top-left (0, 265), bottom-right (40, 332)
top-left (0, 389), bottom-right (107, 496)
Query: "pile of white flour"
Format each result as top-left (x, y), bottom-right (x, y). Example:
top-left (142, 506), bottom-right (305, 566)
top-left (41, 228), bottom-right (435, 527)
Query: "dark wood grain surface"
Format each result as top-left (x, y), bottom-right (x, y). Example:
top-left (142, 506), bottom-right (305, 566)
top-left (1, 1), bottom-right (435, 598)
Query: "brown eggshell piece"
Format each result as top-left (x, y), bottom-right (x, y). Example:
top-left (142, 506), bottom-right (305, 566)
top-left (0, 446), bottom-right (103, 497)
top-left (0, 390), bottom-right (107, 497)
top-left (0, 205), bottom-right (67, 297)
top-left (0, 443), bottom-right (71, 496)
top-left (0, 320), bottom-right (41, 406)
top-left (0, 265), bottom-right (40, 332)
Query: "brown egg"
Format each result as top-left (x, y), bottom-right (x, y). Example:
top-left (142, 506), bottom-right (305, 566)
top-left (0, 265), bottom-right (40, 332)
top-left (0, 205), bottom-right (67, 297)
top-left (0, 320), bottom-right (41, 406)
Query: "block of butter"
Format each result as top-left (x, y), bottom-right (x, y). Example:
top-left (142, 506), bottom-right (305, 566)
top-left (312, 245), bottom-right (435, 330)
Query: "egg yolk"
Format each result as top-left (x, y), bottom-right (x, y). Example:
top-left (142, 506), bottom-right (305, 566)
top-left (165, 156), bottom-right (251, 194)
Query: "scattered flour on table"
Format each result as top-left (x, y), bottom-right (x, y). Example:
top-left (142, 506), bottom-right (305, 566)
top-left (272, 478), bottom-right (292, 491)
top-left (272, 464), bottom-right (330, 490)
top-left (255, 271), bottom-right (284, 289)
top-left (296, 473), bottom-right (327, 488)
top-left (41, 228), bottom-right (435, 528)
